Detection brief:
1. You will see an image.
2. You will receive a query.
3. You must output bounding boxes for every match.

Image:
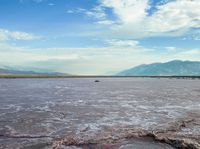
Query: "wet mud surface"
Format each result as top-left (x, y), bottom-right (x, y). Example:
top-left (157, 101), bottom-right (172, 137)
top-left (0, 78), bottom-right (200, 148)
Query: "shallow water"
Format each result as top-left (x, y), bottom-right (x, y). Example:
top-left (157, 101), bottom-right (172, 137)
top-left (0, 78), bottom-right (200, 148)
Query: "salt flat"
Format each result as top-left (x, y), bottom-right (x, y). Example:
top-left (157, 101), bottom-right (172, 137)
top-left (0, 78), bottom-right (200, 149)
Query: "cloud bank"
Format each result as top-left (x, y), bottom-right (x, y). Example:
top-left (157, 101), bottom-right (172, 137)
top-left (0, 29), bottom-right (40, 41)
top-left (92, 0), bottom-right (200, 39)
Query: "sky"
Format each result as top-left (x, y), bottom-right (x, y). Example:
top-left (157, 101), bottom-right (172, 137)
top-left (0, 0), bottom-right (199, 75)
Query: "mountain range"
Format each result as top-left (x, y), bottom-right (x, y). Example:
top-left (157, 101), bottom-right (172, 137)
top-left (0, 66), bottom-right (66, 76)
top-left (1, 60), bottom-right (200, 76)
top-left (118, 60), bottom-right (200, 76)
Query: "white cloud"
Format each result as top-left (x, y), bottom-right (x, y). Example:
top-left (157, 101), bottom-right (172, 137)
top-left (147, 0), bottom-right (200, 33)
top-left (66, 10), bottom-right (74, 14)
top-left (85, 5), bottom-right (106, 20)
top-left (97, 20), bottom-right (114, 25)
top-left (101, 0), bottom-right (149, 24)
top-left (37, 55), bottom-right (84, 61)
top-left (0, 43), bottom-right (86, 65)
top-left (33, 0), bottom-right (43, 2)
top-left (48, 3), bottom-right (55, 6)
top-left (95, 0), bottom-right (200, 38)
top-left (19, 0), bottom-right (44, 3)
top-left (165, 46), bottom-right (177, 51)
top-left (170, 49), bottom-right (200, 62)
top-left (182, 30), bottom-right (200, 40)
top-left (0, 29), bottom-right (40, 41)
top-left (107, 39), bottom-right (139, 47)
top-left (66, 8), bottom-right (88, 15)
top-left (194, 37), bottom-right (200, 40)
top-left (178, 49), bottom-right (200, 55)
top-left (66, 6), bottom-right (112, 26)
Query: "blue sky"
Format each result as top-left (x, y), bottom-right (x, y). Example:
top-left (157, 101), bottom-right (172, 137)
top-left (0, 0), bottom-right (199, 75)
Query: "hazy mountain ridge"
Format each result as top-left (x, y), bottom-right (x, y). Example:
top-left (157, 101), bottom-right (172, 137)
top-left (0, 67), bottom-right (67, 75)
top-left (118, 60), bottom-right (200, 76)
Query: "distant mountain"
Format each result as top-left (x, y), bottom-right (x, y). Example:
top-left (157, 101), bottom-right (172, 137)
top-left (117, 60), bottom-right (200, 76)
top-left (0, 67), bottom-right (67, 76)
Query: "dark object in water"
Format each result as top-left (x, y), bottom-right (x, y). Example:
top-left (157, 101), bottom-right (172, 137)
top-left (94, 80), bottom-right (100, 82)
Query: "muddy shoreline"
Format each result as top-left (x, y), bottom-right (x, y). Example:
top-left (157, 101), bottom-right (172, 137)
top-left (1, 117), bottom-right (199, 149)
top-left (51, 117), bottom-right (200, 149)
